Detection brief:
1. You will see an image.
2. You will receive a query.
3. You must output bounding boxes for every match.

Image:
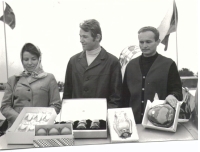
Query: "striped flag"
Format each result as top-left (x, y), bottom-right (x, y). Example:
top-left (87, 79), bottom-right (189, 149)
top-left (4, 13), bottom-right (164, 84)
top-left (157, 0), bottom-right (178, 51)
top-left (0, 2), bottom-right (16, 29)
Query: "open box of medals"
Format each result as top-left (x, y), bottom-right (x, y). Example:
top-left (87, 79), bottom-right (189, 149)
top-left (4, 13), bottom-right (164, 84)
top-left (33, 123), bottom-right (74, 147)
top-left (60, 98), bottom-right (107, 138)
top-left (108, 108), bottom-right (139, 143)
top-left (6, 107), bottom-right (57, 144)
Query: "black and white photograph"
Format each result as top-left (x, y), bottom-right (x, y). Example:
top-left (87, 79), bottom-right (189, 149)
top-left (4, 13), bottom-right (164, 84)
top-left (0, 0), bottom-right (198, 152)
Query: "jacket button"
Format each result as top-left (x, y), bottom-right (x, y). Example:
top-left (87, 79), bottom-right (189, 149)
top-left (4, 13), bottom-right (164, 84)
top-left (142, 88), bottom-right (145, 91)
top-left (27, 89), bottom-right (30, 91)
top-left (84, 88), bottom-right (88, 92)
top-left (28, 99), bottom-right (31, 102)
top-left (141, 113), bottom-right (143, 116)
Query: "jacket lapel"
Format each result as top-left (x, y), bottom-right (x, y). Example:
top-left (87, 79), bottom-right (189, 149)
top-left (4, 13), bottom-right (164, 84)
top-left (86, 47), bottom-right (107, 71)
top-left (78, 51), bottom-right (88, 70)
top-left (18, 76), bottom-right (39, 86)
top-left (17, 77), bottom-right (30, 87)
top-left (28, 77), bottom-right (39, 84)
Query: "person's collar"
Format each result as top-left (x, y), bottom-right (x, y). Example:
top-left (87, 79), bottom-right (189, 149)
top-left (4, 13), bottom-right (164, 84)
top-left (86, 46), bottom-right (101, 55)
top-left (142, 52), bottom-right (158, 58)
top-left (79, 46), bottom-right (107, 60)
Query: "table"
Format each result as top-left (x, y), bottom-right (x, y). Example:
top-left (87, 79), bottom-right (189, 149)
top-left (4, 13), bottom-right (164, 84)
top-left (0, 120), bottom-right (197, 150)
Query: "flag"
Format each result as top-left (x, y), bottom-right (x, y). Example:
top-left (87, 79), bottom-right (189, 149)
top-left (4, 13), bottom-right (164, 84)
top-left (157, 0), bottom-right (178, 51)
top-left (0, 2), bottom-right (16, 29)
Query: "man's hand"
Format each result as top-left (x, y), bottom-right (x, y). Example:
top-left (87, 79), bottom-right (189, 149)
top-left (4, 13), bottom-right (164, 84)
top-left (165, 94), bottom-right (178, 108)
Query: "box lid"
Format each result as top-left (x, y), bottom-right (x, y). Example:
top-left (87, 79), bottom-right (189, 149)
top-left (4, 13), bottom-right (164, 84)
top-left (59, 98), bottom-right (107, 122)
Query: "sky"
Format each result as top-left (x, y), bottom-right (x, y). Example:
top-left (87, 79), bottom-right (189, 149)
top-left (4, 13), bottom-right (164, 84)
top-left (0, 0), bottom-right (199, 82)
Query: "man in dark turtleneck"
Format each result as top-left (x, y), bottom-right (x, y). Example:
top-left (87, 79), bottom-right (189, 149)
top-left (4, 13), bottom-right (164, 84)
top-left (63, 19), bottom-right (122, 109)
top-left (121, 26), bottom-right (183, 124)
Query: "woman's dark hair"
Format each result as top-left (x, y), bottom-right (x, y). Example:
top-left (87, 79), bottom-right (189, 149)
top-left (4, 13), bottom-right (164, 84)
top-left (79, 19), bottom-right (102, 42)
top-left (22, 43), bottom-right (40, 58)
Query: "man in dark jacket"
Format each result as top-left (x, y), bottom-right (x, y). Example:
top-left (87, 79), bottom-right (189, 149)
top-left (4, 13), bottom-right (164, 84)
top-left (63, 19), bottom-right (122, 108)
top-left (121, 26), bottom-right (183, 123)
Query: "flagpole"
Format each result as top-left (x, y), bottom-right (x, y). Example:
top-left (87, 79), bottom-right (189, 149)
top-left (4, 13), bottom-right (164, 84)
top-left (174, 0), bottom-right (178, 69)
top-left (2, 1), bottom-right (9, 81)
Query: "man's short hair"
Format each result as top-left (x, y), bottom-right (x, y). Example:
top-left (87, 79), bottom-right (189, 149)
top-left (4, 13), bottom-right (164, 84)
top-left (138, 26), bottom-right (160, 41)
top-left (79, 19), bottom-right (102, 42)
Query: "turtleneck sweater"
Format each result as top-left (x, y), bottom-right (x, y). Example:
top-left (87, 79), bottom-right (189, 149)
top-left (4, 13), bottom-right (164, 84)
top-left (86, 46), bottom-right (101, 66)
top-left (140, 53), bottom-right (159, 76)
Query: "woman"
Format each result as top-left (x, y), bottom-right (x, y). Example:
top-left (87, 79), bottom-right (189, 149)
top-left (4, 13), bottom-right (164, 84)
top-left (0, 43), bottom-right (61, 128)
